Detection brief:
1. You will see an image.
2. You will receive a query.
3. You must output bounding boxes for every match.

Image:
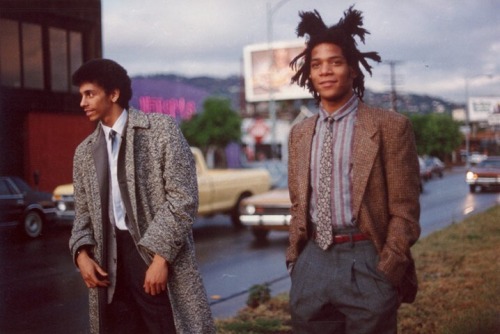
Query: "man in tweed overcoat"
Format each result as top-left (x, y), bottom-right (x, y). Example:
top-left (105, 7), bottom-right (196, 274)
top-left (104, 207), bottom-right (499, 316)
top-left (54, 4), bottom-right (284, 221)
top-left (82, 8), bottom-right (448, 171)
top-left (286, 8), bottom-right (420, 333)
top-left (69, 59), bottom-right (215, 333)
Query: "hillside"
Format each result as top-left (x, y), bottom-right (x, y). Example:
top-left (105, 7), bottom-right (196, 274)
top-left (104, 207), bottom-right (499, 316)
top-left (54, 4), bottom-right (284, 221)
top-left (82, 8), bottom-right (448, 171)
top-left (131, 74), bottom-right (462, 117)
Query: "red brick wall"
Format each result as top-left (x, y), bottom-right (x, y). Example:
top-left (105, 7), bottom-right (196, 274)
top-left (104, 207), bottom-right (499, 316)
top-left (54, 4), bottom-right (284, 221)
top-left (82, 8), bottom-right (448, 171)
top-left (25, 112), bottom-right (95, 192)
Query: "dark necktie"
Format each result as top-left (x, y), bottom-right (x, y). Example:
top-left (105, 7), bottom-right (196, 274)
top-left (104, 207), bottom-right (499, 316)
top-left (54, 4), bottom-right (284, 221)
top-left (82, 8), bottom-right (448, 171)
top-left (109, 130), bottom-right (118, 157)
top-left (315, 117), bottom-right (334, 250)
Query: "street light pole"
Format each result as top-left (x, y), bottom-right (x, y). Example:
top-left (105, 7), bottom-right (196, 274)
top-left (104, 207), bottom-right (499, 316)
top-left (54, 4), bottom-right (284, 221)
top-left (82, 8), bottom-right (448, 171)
top-left (464, 73), bottom-right (494, 168)
top-left (267, 0), bottom-right (290, 159)
top-left (464, 76), bottom-right (471, 169)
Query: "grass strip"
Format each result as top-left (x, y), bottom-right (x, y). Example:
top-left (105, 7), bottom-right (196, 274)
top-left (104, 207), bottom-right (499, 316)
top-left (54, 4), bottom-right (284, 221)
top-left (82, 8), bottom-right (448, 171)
top-left (216, 205), bottom-right (500, 333)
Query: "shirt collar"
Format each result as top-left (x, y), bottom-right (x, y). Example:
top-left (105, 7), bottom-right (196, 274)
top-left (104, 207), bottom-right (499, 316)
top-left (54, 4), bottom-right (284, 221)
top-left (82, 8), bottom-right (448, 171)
top-left (319, 94), bottom-right (358, 122)
top-left (101, 109), bottom-right (128, 138)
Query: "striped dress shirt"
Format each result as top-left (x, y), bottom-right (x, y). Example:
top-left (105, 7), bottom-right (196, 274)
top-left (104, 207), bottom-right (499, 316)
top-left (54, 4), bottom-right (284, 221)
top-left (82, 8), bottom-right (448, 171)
top-left (309, 94), bottom-right (358, 230)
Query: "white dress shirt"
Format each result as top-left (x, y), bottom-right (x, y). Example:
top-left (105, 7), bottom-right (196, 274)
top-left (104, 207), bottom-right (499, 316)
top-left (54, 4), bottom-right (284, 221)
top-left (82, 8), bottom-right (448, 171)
top-left (101, 110), bottom-right (128, 230)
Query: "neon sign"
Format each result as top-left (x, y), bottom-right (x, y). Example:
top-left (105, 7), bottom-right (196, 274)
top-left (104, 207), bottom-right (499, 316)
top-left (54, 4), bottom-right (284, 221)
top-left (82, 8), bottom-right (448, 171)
top-left (139, 96), bottom-right (196, 120)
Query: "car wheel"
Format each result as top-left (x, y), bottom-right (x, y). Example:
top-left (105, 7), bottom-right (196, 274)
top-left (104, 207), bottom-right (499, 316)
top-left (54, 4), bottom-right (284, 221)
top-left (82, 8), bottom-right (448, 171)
top-left (231, 193), bottom-right (251, 228)
top-left (469, 185), bottom-right (477, 193)
top-left (252, 228), bottom-right (270, 241)
top-left (23, 211), bottom-right (43, 238)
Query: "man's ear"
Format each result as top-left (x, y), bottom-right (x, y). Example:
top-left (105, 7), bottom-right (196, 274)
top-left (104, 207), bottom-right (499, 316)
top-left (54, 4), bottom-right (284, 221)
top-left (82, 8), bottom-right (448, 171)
top-left (110, 89), bottom-right (120, 103)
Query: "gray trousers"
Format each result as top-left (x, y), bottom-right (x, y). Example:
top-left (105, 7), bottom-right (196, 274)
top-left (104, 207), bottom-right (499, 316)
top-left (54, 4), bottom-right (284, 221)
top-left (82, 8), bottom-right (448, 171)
top-left (290, 239), bottom-right (398, 334)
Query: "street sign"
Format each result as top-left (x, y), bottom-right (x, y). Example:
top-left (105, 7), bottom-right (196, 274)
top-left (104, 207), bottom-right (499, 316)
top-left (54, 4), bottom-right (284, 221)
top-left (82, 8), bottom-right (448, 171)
top-left (459, 125), bottom-right (471, 135)
top-left (488, 113), bottom-right (500, 125)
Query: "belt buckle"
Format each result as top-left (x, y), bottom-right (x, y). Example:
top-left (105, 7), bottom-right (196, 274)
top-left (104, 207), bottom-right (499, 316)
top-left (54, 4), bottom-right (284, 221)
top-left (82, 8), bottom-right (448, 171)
top-left (333, 231), bottom-right (357, 246)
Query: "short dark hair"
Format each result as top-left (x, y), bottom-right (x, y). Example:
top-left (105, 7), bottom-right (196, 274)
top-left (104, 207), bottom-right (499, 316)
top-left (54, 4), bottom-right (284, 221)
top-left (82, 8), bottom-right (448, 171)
top-left (290, 6), bottom-right (381, 104)
top-left (72, 58), bottom-right (132, 109)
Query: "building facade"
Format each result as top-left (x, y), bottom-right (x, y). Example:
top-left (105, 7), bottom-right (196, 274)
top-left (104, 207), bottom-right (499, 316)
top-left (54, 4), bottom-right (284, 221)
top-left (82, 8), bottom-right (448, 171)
top-left (0, 0), bottom-right (102, 191)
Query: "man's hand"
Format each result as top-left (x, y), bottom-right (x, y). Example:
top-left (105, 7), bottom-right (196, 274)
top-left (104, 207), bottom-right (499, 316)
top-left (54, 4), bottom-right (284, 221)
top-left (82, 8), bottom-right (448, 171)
top-left (144, 254), bottom-right (169, 296)
top-left (76, 249), bottom-right (110, 288)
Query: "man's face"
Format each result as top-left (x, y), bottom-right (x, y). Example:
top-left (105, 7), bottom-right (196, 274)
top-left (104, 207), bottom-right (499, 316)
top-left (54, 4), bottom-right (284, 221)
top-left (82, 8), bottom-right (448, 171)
top-left (78, 82), bottom-right (118, 126)
top-left (309, 43), bottom-right (357, 110)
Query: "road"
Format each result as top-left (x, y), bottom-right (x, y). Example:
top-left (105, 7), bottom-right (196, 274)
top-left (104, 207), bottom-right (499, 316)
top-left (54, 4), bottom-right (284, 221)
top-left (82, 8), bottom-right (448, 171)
top-left (0, 167), bottom-right (499, 332)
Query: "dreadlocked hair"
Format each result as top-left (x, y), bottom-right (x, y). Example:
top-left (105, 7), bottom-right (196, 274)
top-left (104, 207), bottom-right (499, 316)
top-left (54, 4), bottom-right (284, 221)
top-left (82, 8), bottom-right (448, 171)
top-left (290, 6), bottom-right (381, 104)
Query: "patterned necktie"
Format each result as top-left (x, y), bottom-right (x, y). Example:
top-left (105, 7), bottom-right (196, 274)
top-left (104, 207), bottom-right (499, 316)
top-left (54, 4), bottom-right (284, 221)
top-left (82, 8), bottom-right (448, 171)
top-left (315, 117), bottom-right (334, 250)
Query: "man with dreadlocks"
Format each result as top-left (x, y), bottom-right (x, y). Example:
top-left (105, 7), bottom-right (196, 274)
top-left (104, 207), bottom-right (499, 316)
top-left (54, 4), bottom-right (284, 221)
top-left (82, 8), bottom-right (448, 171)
top-left (286, 6), bottom-right (420, 333)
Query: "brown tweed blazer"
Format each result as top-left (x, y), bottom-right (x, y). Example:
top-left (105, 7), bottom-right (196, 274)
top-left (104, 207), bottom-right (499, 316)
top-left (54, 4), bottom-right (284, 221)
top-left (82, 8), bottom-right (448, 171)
top-left (287, 102), bottom-right (421, 303)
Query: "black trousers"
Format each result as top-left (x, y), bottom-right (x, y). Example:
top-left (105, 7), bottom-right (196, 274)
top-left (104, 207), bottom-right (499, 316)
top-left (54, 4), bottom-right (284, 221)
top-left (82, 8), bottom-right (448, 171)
top-left (105, 228), bottom-right (176, 334)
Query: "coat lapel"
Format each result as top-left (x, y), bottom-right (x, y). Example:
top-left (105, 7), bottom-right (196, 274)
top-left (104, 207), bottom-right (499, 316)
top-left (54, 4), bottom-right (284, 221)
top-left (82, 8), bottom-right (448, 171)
top-left (91, 127), bottom-right (109, 212)
top-left (119, 109), bottom-right (150, 237)
top-left (117, 121), bottom-right (134, 227)
top-left (351, 103), bottom-right (379, 217)
top-left (297, 115), bottom-right (317, 206)
top-left (90, 126), bottom-right (110, 331)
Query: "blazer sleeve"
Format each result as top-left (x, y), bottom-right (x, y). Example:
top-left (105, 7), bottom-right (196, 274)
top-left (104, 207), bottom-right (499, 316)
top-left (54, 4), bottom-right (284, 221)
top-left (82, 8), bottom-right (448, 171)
top-left (285, 122), bottom-right (311, 269)
top-left (376, 115), bottom-right (421, 286)
top-left (69, 144), bottom-right (97, 265)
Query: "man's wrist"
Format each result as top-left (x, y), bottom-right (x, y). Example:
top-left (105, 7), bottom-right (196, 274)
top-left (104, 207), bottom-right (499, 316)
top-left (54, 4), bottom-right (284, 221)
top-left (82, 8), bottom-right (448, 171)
top-left (153, 254), bottom-right (168, 267)
top-left (75, 246), bottom-right (91, 263)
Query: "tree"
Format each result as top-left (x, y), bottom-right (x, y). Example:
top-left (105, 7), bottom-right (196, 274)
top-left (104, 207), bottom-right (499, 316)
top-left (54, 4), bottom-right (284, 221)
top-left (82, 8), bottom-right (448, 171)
top-left (181, 97), bottom-right (241, 167)
top-left (408, 113), bottom-right (462, 160)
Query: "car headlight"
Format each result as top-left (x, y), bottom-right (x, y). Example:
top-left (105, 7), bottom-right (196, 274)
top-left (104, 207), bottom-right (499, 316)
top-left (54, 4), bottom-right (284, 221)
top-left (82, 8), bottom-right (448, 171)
top-left (57, 202), bottom-right (67, 212)
top-left (466, 171), bottom-right (477, 181)
top-left (243, 205), bottom-right (256, 215)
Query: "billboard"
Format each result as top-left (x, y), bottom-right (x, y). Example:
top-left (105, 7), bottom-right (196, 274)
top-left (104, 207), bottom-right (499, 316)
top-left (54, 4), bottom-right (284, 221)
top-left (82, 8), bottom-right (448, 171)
top-left (243, 41), bottom-right (310, 102)
top-left (468, 97), bottom-right (500, 123)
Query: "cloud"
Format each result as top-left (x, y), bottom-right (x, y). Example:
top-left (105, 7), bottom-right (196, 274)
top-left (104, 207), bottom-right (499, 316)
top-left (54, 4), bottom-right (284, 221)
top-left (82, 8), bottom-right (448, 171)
top-left (102, 0), bottom-right (500, 103)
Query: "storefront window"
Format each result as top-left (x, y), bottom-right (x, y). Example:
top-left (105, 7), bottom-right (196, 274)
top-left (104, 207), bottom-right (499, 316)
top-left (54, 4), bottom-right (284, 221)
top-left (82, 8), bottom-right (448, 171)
top-left (0, 19), bottom-right (21, 87)
top-left (50, 27), bottom-right (69, 92)
top-left (69, 31), bottom-right (83, 92)
top-left (0, 19), bottom-right (83, 92)
top-left (22, 23), bottom-right (44, 89)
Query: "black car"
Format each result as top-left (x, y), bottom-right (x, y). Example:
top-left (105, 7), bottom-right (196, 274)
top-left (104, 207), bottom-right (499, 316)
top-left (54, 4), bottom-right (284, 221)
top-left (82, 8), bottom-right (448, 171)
top-left (0, 176), bottom-right (57, 237)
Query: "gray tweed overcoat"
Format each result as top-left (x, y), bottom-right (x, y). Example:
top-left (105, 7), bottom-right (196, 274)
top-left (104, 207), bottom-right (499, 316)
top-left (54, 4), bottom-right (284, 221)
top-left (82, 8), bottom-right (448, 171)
top-left (69, 109), bottom-right (215, 333)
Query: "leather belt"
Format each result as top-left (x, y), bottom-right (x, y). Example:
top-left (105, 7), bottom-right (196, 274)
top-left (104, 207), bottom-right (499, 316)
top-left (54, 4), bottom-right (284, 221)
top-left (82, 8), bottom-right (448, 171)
top-left (313, 231), bottom-right (369, 244)
top-left (332, 233), bottom-right (369, 244)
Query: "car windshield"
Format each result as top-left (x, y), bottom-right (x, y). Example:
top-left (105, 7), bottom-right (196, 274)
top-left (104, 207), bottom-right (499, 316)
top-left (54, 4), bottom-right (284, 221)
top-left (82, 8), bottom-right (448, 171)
top-left (10, 177), bottom-right (31, 192)
top-left (478, 160), bottom-right (500, 168)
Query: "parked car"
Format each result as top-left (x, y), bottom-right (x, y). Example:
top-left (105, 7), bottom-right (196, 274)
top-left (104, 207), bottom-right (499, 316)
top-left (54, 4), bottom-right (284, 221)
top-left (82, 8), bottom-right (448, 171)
top-left (239, 188), bottom-right (291, 241)
top-left (419, 156), bottom-right (432, 182)
top-left (425, 156), bottom-right (445, 178)
top-left (51, 183), bottom-right (75, 221)
top-left (466, 156), bottom-right (500, 193)
top-left (417, 157), bottom-right (429, 193)
top-left (0, 176), bottom-right (57, 237)
top-left (52, 147), bottom-right (271, 227)
top-left (468, 152), bottom-right (488, 165)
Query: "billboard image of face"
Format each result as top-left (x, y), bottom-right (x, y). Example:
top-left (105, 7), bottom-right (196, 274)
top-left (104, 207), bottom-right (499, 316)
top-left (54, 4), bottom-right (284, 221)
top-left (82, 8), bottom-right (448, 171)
top-left (244, 41), bottom-right (310, 102)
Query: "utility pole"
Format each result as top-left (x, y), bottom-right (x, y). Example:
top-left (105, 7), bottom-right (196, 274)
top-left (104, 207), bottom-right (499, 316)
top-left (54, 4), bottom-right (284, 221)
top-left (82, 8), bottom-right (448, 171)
top-left (386, 60), bottom-right (401, 112)
top-left (266, 0), bottom-right (290, 159)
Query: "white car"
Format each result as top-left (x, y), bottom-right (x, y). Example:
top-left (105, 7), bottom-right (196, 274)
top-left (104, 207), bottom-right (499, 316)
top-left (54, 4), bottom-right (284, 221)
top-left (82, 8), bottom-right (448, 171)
top-left (239, 188), bottom-right (291, 241)
top-left (469, 152), bottom-right (488, 165)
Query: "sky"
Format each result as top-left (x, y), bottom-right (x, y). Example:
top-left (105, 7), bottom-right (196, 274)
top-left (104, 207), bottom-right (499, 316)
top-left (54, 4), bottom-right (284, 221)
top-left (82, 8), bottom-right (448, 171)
top-left (102, 0), bottom-right (500, 104)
